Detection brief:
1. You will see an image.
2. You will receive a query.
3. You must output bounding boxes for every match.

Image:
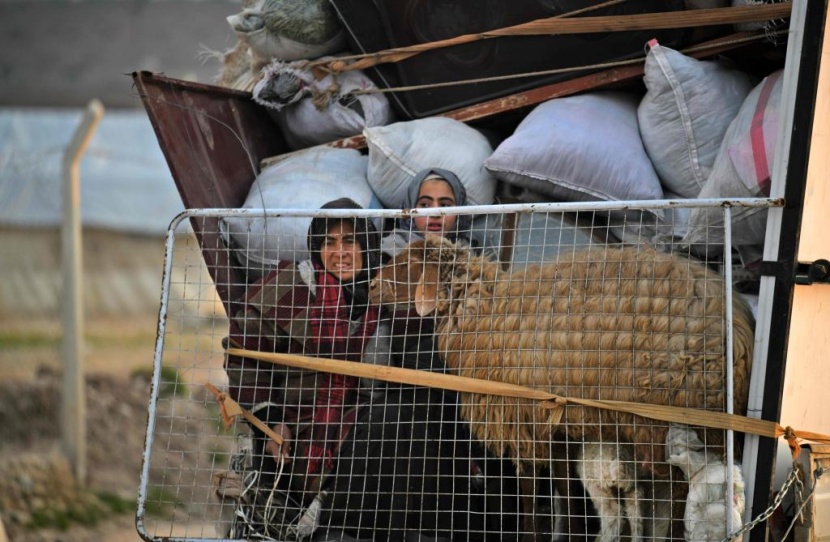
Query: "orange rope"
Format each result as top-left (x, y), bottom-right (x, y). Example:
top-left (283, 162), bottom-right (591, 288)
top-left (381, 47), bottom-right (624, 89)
top-left (205, 382), bottom-right (284, 446)
top-left (224, 347), bottom-right (830, 461)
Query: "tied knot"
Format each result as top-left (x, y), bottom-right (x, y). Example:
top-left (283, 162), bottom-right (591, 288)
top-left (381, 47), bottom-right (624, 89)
top-left (311, 81), bottom-right (341, 111)
top-left (205, 383), bottom-right (240, 430)
top-left (784, 426), bottom-right (802, 459)
top-left (216, 393), bottom-right (235, 429)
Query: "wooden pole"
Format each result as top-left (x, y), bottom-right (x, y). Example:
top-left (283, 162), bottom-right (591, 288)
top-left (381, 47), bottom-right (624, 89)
top-left (61, 99), bottom-right (104, 485)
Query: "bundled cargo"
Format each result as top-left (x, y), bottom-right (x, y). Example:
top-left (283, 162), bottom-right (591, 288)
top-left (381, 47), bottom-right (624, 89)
top-left (253, 57), bottom-right (396, 150)
top-left (216, 0), bottom-right (346, 91)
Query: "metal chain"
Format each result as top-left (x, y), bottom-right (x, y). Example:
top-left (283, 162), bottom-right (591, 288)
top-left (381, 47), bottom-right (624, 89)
top-left (780, 463), bottom-right (826, 541)
top-left (721, 465), bottom-right (802, 541)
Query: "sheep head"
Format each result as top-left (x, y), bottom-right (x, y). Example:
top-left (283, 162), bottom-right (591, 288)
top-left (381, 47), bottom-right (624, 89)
top-left (368, 235), bottom-right (475, 316)
top-left (665, 425), bottom-right (709, 480)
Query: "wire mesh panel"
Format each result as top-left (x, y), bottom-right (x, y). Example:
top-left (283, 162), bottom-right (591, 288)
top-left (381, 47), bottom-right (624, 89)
top-left (137, 200), bottom-right (771, 542)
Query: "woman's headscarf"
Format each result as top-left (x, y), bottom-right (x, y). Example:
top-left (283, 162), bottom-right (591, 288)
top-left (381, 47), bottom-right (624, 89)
top-left (307, 197), bottom-right (381, 319)
top-left (398, 167), bottom-right (472, 244)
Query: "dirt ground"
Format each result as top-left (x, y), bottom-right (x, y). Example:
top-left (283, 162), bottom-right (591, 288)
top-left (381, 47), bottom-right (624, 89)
top-left (0, 315), bottom-right (229, 542)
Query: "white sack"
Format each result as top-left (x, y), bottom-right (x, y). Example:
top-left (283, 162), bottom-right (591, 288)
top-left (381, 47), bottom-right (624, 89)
top-left (484, 91), bottom-right (664, 212)
top-left (220, 147), bottom-right (380, 273)
top-left (227, 0), bottom-right (345, 65)
top-left (364, 117), bottom-right (498, 208)
top-left (638, 40), bottom-right (755, 198)
top-left (254, 60), bottom-right (395, 150)
top-left (684, 70), bottom-right (784, 253)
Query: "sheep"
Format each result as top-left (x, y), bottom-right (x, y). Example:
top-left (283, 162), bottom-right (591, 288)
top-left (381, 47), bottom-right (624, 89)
top-left (665, 425), bottom-right (746, 542)
top-left (577, 441), bottom-right (646, 541)
top-left (367, 235), bottom-right (755, 536)
top-left (576, 441), bottom-right (673, 542)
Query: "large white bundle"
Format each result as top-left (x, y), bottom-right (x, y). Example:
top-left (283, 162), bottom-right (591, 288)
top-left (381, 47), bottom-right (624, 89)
top-left (485, 91), bottom-right (664, 211)
top-left (684, 70), bottom-right (784, 254)
top-left (638, 40), bottom-right (755, 198)
top-left (364, 117), bottom-right (498, 208)
top-left (254, 59), bottom-right (395, 150)
top-left (220, 147), bottom-right (380, 274)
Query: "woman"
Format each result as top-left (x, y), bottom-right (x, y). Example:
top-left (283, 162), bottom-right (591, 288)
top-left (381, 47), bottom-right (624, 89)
top-left (377, 170), bottom-right (522, 540)
top-left (381, 167), bottom-right (479, 259)
top-left (224, 198), bottom-right (482, 541)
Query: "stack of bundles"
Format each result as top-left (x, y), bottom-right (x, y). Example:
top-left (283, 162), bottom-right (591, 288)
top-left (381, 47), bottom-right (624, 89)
top-left (637, 39), bottom-right (782, 268)
top-left (224, 37), bottom-right (784, 276)
top-left (483, 39), bottom-right (779, 271)
top-left (637, 39), bottom-right (757, 255)
top-left (214, 0), bottom-right (400, 152)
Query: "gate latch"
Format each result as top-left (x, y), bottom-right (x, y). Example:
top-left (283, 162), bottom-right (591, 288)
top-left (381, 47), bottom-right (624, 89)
top-left (795, 259), bottom-right (830, 285)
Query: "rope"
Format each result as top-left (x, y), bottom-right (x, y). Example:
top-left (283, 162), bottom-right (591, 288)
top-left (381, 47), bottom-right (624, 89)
top-left (344, 31), bottom-right (787, 96)
top-left (309, 3), bottom-right (792, 75)
top-left (205, 382), bottom-right (284, 446)
top-left (303, 0), bottom-right (629, 74)
top-left (223, 347), bottom-right (830, 462)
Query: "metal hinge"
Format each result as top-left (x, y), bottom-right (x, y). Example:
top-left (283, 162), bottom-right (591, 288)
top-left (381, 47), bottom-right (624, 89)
top-left (795, 259), bottom-right (830, 285)
top-left (757, 259), bottom-right (830, 285)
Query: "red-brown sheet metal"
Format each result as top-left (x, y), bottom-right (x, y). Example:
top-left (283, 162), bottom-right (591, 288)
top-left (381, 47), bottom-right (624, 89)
top-left (132, 71), bottom-right (289, 310)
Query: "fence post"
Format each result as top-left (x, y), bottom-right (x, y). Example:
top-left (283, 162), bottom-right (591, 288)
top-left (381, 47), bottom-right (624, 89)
top-left (61, 99), bottom-right (104, 484)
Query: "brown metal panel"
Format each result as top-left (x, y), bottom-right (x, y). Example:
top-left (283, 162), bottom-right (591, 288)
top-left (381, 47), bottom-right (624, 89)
top-left (132, 71), bottom-right (286, 209)
top-left (132, 71), bottom-right (289, 311)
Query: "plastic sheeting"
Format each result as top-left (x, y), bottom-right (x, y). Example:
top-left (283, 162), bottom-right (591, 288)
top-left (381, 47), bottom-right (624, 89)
top-left (0, 108), bottom-right (184, 235)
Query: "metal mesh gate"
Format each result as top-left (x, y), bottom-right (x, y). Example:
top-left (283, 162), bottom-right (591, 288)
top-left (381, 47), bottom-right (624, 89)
top-left (137, 199), bottom-right (771, 542)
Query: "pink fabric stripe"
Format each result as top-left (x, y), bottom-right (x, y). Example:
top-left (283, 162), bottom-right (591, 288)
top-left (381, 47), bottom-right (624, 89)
top-left (750, 76), bottom-right (776, 196)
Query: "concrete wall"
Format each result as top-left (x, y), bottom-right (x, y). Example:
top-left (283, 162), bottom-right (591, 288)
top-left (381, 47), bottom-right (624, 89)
top-left (0, 0), bottom-right (241, 109)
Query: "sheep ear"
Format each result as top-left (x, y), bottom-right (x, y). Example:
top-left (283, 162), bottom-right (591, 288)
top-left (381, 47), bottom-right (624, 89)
top-left (415, 263), bottom-right (440, 316)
